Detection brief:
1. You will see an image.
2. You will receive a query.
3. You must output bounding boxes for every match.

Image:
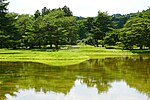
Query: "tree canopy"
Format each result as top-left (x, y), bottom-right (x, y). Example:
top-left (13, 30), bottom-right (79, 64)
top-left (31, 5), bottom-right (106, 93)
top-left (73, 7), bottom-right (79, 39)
top-left (1, 0), bottom-right (150, 50)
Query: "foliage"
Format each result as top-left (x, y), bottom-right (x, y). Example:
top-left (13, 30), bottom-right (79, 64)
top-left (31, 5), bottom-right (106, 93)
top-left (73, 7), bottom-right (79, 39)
top-left (1, 1), bottom-right (150, 50)
top-left (111, 13), bottom-right (137, 29)
top-left (4, 6), bottom-right (77, 50)
top-left (78, 12), bottom-right (112, 47)
top-left (121, 17), bottom-right (150, 49)
top-left (111, 14), bottom-right (128, 28)
top-left (0, 0), bottom-right (9, 48)
top-left (104, 29), bottom-right (120, 46)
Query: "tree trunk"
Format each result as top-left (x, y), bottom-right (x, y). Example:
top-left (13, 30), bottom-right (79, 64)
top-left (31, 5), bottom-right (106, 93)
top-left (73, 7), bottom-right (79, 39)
top-left (95, 39), bottom-right (99, 47)
top-left (25, 45), bottom-right (28, 49)
top-left (102, 44), bottom-right (104, 47)
top-left (29, 44), bottom-right (34, 49)
top-left (38, 40), bottom-right (41, 49)
top-left (140, 45), bottom-right (143, 50)
top-left (55, 41), bottom-right (59, 50)
top-left (50, 43), bottom-right (53, 49)
top-left (13, 45), bottom-right (17, 49)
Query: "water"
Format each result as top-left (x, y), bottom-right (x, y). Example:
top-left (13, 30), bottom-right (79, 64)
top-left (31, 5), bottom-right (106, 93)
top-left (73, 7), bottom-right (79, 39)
top-left (0, 56), bottom-right (150, 100)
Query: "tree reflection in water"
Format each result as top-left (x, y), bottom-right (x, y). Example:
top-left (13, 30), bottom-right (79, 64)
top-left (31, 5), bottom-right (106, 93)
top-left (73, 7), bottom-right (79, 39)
top-left (0, 56), bottom-right (150, 100)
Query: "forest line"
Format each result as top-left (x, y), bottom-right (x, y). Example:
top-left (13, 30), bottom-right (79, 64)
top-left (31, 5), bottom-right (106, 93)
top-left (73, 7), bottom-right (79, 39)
top-left (1, 0), bottom-right (150, 50)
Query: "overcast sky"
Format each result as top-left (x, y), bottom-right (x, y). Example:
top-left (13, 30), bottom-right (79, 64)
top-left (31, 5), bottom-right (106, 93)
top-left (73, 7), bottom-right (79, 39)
top-left (8, 0), bottom-right (150, 17)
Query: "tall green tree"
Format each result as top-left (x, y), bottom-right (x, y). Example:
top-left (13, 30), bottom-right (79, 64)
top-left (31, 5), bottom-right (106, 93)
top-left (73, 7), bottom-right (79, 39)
top-left (82, 17), bottom-right (95, 45)
top-left (5, 13), bottom-right (20, 49)
top-left (0, 0), bottom-right (8, 29)
top-left (0, 0), bottom-right (9, 48)
top-left (91, 11), bottom-right (112, 47)
top-left (33, 16), bottom-right (46, 49)
top-left (43, 9), bottom-right (78, 49)
top-left (121, 17), bottom-right (150, 49)
top-left (61, 17), bottom-right (78, 45)
top-left (0, 0), bottom-right (19, 49)
top-left (77, 19), bottom-right (87, 40)
top-left (0, 1), bottom-right (20, 49)
top-left (104, 30), bottom-right (120, 46)
top-left (16, 14), bottom-right (35, 49)
top-left (43, 9), bottom-right (65, 49)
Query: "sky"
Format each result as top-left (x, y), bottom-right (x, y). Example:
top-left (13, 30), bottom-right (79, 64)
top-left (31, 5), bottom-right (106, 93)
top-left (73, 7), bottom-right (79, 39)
top-left (8, 0), bottom-right (150, 17)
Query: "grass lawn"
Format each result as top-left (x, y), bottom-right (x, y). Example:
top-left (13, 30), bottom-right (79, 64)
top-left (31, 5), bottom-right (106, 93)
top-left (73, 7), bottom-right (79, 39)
top-left (0, 45), bottom-right (149, 66)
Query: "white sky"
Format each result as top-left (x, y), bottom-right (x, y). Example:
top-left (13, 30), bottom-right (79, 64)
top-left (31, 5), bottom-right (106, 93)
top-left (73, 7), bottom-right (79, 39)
top-left (8, 0), bottom-right (150, 17)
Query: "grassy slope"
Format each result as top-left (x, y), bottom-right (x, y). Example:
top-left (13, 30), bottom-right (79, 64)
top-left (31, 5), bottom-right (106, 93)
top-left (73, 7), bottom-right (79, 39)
top-left (0, 49), bottom-right (89, 66)
top-left (0, 45), bottom-right (149, 66)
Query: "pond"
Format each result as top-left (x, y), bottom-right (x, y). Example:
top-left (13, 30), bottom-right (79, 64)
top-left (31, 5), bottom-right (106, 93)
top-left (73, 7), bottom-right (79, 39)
top-left (0, 56), bottom-right (150, 100)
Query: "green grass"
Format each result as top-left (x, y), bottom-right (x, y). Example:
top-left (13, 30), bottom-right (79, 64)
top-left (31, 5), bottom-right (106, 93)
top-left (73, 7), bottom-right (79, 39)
top-left (0, 45), bottom-right (149, 66)
top-left (0, 49), bottom-right (89, 66)
top-left (74, 45), bottom-right (135, 59)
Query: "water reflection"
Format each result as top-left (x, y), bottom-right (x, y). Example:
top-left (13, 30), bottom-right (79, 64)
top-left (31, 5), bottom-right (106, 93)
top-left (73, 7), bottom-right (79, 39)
top-left (5, 80), bottom-right (149, 100)
top-left (0, 56), bottom-right (150, 100)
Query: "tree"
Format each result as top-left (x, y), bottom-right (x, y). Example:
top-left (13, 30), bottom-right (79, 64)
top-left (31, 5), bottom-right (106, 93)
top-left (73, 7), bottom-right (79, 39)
top-left (43, 9), bottom-right (78, 49)
top-left (121, 17), bottom-right (150, 49)
top-left (0, 1), bottom-right (20, 49)
top-left (0, 0), bottom-right (8, 15)
top-left (33, 16), bottom-right (46, 49)
top-left (82, 17), bottom-right (95, 45)
top-left (91, 11), bottom-right (112, 47)
top-left (41, 7), bottom-right (50, 16)
top-left (0, 0), bottom-right (9, 28)
top-left (84, 17), bottom-right (94, 33)
top-left (43, 9), bottom-right (65, 49)
top-left (61, 17), bottom-right (78, 45)
top-left (111, 14), bottom-right (128, 29)
top-left (104, 30), bottom-right (120, 46)
top-left (16, 14), bottom-right (35, 49)
top-left (0, 0), bottom-right (9, 48)
top-left (77, 19), bottom-right (87, 40)
top-left (5, 13), bottom-right (20, 49)
top-left (34, 10), bottom-right (41, 19)
top-left (62, 5), bottom-right (73, 16)
top-left (142, 8), bottom-right (150, 19)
